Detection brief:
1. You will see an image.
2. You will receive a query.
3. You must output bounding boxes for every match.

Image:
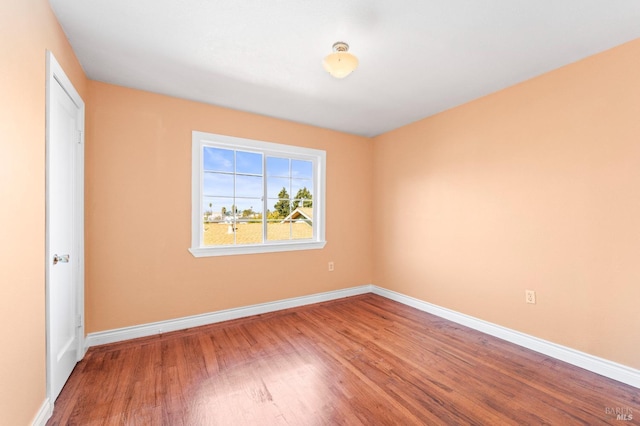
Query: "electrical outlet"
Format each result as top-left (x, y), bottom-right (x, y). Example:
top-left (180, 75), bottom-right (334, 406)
top-left (525, 290), bottom-right (536, 304)
top-left (328, 261), bottom-right (334, 272)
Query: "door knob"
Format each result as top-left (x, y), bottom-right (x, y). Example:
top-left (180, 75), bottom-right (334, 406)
top-left (53, 254), bottom-right (70, 265)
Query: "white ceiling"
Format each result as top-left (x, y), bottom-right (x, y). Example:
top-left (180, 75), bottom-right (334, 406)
top-left (49, 0), bottom-right (640, 137)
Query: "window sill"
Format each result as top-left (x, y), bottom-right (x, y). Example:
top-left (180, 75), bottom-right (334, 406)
top-left (189, 240), bottom-right (327, 257)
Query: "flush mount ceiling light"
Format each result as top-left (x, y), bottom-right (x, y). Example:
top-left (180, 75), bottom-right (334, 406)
top-left (322, 42), bottom-right (359, 79)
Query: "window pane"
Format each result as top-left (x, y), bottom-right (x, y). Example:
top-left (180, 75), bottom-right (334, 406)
top-left (234, 198), bottom-right (263, 245)
top-left (236, 175), bottom-right (262, 198)
top-left (203, 172), bottom-right (233, 197)
top-left (234, 199), bottom-right (262, 221)
top-left (203, 197), bottom-right (235, 246)
top-left (282, 195), bottom-right (313, 240)
top-left (234, 223), bottom-right (263, 245)
top-left (267, 201), bottom-right (312, 241)
top-left (292, 200), bottom-right (313, 212)
top-left (203, 147), bottom-right (234, 172)
top-left (292, 160), bottom-right (313, 179)
top-left (269, 199), bottom-right (292, 220)
top-left (236, 151), bottom-right (262, 175)
top-left (291, 179), bottom-right (313, 198)
top-left (266, 157), bottom-right (289, 177)
top-left (267, 177), bottom-right (290, 199)
top-left (291, 180), bottom-right (312, 211)
top-left (213, 198), bottom-right (235, 219)
top-left (203, 196), bottom-right (225, 223)
top-left (267, 220), bottom-right (291, 241)
top-left (292, 222), bottom-right (313, 240)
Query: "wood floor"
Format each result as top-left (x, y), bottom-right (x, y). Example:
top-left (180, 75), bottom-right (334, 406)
top-left (48, 294), bottom-right (639, 425)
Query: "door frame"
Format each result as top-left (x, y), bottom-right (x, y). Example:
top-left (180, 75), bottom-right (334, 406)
top-left (45, 50), bottom-right (85, 403)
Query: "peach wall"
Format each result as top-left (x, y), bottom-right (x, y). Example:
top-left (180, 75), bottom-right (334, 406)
top-left (0, 1), bottom-right (87, 424)
top-left (373, 39), bottom-right (640, 369)
top-left (85, 82), bottom-right (373, 333)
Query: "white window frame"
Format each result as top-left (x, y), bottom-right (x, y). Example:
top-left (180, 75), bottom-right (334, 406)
top-left (189, 131), bottom-right (326, 257)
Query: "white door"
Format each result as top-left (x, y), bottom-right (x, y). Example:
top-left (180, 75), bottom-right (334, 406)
top-left (46, 51), bottom-right (85, 402)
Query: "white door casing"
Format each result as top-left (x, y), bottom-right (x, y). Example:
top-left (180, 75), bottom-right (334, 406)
top-left (45, 51), bottom-right (85, 403)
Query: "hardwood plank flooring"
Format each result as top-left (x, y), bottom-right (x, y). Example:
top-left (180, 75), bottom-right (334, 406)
top-left (47, 294), bottom-right (639, 425)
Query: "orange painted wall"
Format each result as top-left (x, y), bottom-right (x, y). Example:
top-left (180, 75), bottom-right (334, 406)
top-left (373, 39), bottom-right (640, 369)
top-left (85, 82), bottom-right (373, 332)
top-left (0, 1), bottom-right (87, 424)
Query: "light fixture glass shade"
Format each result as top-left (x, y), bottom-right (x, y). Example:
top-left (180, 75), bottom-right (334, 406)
top-left (323, 42), bottom-right (358, 79)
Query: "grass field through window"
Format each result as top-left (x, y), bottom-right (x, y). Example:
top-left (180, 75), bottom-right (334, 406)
top-left (203, 222), bottom-right (312, 245)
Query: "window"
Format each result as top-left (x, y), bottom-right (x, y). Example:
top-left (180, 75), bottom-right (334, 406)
top-left (190, 131), bottom-right (326, 257)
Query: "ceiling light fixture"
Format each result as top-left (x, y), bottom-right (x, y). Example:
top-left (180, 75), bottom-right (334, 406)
top-left (322, 42), bottom-right (359, 79)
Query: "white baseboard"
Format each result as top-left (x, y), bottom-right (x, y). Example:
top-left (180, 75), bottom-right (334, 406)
top-left (31, 398), bottom-right (52, 426)
top-left (83, 283), bottom-right (638, 389)
top-left (371, 285), bottom-right (640, 389)
top-left (85, 285), bottom-right (373, 349)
